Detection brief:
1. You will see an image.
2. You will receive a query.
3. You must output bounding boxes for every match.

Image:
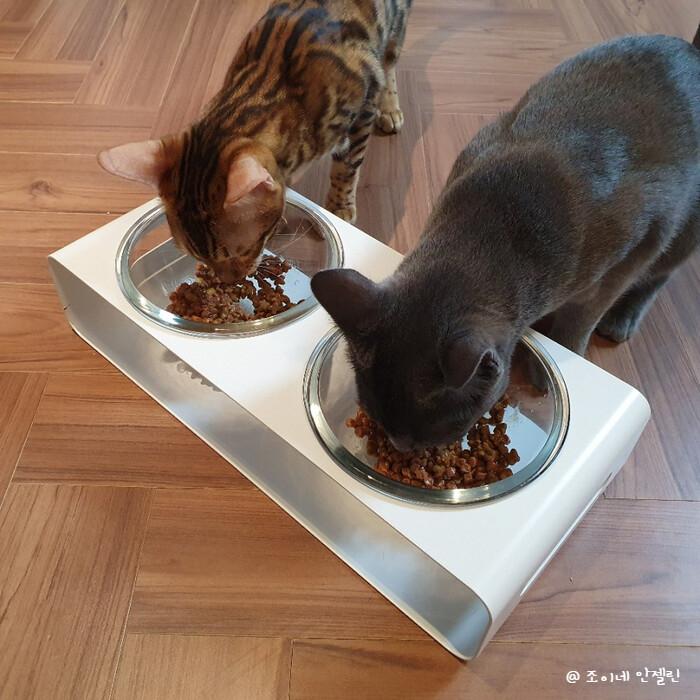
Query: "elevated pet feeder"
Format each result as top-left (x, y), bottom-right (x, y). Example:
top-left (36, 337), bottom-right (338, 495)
top-left (49, 190), bottom-right (649, 659)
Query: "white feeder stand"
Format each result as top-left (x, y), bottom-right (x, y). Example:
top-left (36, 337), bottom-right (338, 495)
top-left (48, 191), bottom-right (650, 659)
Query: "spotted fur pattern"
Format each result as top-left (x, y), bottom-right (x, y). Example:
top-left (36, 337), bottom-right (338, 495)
top-left (217, 0), bottom-right (413, 219)
top-left (99, 0), bottom-right (412, 281)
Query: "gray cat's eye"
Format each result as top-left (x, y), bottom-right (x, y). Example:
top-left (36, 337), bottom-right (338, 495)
top-left (304, 328), bottom-right (569, 506)
top-left (116, 190), bottom-right (344, 336)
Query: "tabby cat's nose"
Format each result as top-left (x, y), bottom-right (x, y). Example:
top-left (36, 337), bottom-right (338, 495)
top-left (210, 258), bottom-right (247, 284)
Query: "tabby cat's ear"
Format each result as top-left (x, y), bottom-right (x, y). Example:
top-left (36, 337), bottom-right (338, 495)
top-left (311, 269), bottom-right (379, 335)
top-left (440, 333), bottom-right (500, 390)
top-left (97, 140), bottom-right (166, 189)
top-left (225, 155), bottom-right (275, 208)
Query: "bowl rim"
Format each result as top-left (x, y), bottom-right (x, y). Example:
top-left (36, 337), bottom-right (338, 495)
top-left (115, 190), bottom-right (344, 337)
top-left (303, 327), bottom-right (570, 506)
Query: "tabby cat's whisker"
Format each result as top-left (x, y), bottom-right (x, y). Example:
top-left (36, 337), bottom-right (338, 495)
top-left (273, 223), bottom-right (314, 255)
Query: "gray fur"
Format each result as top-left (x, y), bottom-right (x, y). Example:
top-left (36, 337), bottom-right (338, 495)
top-left (312, 34), bottom-right (700, 450)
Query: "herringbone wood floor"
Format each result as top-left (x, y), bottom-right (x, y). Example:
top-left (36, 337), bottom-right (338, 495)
top-left (1, 1), bottom-right (699, 698)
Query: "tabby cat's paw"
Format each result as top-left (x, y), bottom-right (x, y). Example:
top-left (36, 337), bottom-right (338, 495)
top-left (376, 107), bottom-right (404, 134)
top-left (330, 204), bottom-right (357, 224)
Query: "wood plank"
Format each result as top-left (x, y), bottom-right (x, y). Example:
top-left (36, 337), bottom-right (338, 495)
top-left (403, 25), bottom-right (581, 75)
top-left (0, 21), bottom-right (31, 58)
top-left (0, 59), bottom-right (90, 101)
top-left (0, 212), bottom-right (115, 284)
top-left (0, 484), bottom-right (152, 699)
top-left (0, 283), bottom-right (116, 372)
top-left (16, 372), bottom-right (252, 488)
top-left (0, 372), bottom-right (46, 506)
top-left (494, 0), bottom-right (554, 9)
top-left (129, 489), bottom-right (426, 639)
top-left (18, 0), bottom-right (124, 62)
top-left (589, 270), bottom-right (700, 501)
top-left (0, 152), bottom-right (151, 214)
top-left (552, 0), bottom-right (604, 42)
top-left (663, 254), bottom-right (700, 374)
top-left (356, 71), bottom-right (432, 254)
top-left (291, 639), bottom-right (700, 699)
top-left (419, 111), bottom-right (493, 204)
top-left (152, 0), bottom-right (269, 137)
top-left (593, 261), bottom-right (700, 500)
top-left (583, 0), bottom-right (698, 41)
top-left (0, 0), bottom-right (52, 24)
top-left (76, 0), bottom-right (198, 108)
top-left (596, 354), bottom-right (682, 501)
top-left (415, 69), bottom-right (543, 115)
top-left (0, 102), bottom-right (154, 154)
top-left (113, 634), bottom-right (291, 700)
top-left (407, 3), bottom-right (566, 43)
top-left (497, 500), bottom-right (700, 645)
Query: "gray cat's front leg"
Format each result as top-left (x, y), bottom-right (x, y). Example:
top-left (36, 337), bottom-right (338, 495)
top-left (597, 205), bottom-right (699, 342)
top-left (595, 276), bottom-right (669, 342)
top-left (547, 304), bottom-right (600, 356)
top-left (549, 277), bottom-right (642, 355)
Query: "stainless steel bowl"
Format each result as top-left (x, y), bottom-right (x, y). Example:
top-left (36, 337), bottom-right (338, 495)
top-left (304, 328), bottom-right (569, 506)
top-left (116, 191), bottom-right (343, 336)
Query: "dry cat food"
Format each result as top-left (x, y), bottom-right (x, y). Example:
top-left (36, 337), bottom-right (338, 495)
top-left (167, 254), bottom-right (299, 323)
top-left (346, 396), bottom-right (520, 490)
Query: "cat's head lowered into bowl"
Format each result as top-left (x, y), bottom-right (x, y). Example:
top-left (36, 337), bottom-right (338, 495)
top-left (99, 133), bottom-right (285, 283)
top-left (312, 268), bottom-right (512, 451)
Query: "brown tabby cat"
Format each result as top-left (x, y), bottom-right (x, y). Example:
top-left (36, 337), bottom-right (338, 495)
top-left (312, 34), bottom-right (700, 452)
top-left (98, 0), bottom-right (412, 283)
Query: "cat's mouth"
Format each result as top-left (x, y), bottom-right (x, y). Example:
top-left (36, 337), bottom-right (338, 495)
top-left (387, 434), bottom-right (416, 452)
top-left (208, 258), bottom-right (250, 284)
top-left (388, 431), bottom-right (464, 453)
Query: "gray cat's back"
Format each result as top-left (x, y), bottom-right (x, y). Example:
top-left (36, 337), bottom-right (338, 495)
top-left (311, 34), bottom-right (700, 450)
top-left (455, 34), bottom-right (700, 225)
top-left (519, 34), bottom-right (699, 140)
top-left (467, 35), bottom-right (699, 161)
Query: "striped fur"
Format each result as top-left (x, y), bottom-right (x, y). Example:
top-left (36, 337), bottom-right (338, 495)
top-left (99, 0), bottom-right (412, 282)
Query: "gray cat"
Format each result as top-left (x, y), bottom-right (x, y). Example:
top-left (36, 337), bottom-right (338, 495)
top-left (311, 33), bottom-right (700, 451)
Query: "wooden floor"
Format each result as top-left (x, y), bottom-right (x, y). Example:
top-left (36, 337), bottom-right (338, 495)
top-left (1, 0), bottom-right (699, 697)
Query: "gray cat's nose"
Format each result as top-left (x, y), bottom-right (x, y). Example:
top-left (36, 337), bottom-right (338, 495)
top-left (388, 434), bottom-right (417, 453)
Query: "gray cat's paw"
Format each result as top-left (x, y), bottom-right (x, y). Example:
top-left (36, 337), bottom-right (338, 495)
top-left (526, 353), bottom-right (549, 392)
top-left (595, 310), bottom-right (641, 343)
top-left (330, 204), bottom-right (357, 224)
top-left (376, 107), bottom-right (404, 134)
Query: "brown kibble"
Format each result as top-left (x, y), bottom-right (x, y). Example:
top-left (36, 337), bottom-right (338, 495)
top-left (346, 395), bottom-right (521, 492)
top-left (166, 255), bottom-right (297, 323)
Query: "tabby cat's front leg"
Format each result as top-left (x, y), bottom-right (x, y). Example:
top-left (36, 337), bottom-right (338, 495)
top-left (376, 64), bottom-right (403, 134)
top-left (325, 109), bottom-right (376, 223)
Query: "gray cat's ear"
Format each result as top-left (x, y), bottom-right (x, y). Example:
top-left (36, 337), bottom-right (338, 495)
top-left (311, 269), bottom-right (379, 334)
top-left (440, 334), bottom-right (500, 389)
top-left (97, 140), bottom-right (165, 189)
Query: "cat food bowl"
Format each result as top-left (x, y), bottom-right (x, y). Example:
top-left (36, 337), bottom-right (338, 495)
top-left (116, 190), bottom-right (343, 336)
top-left (304, 328), bottom-right (569, 506)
